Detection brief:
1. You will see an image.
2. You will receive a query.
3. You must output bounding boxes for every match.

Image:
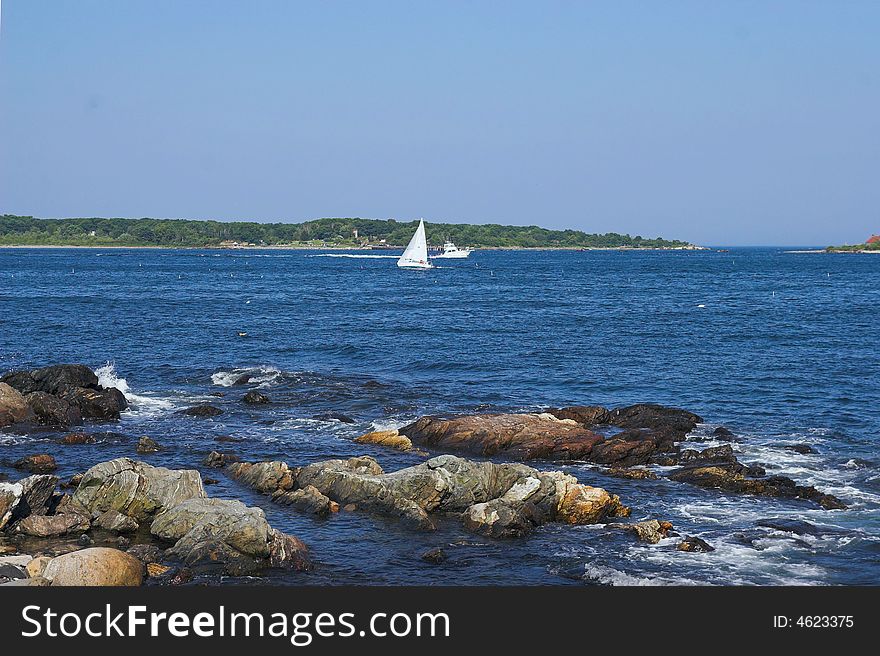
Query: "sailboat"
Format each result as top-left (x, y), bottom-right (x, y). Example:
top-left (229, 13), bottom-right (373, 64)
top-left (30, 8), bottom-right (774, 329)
top-left (397, 219), bottom-right (433, 269)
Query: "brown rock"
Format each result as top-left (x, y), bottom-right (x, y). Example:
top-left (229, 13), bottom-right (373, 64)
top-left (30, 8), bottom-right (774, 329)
top-left (146, 562), bottom-right (171, 577)
top-left (42, 547), bottom-right (144, 586)
top-left (17, 513), bottom-right (90, 537)
top-left (136, 436), bottom-right (161, 454)
top-left (13, 454), bottom-right (57, 474)
top-left (611, 519), bottom-right (673, 544)
top-left (60, 432), bottom-right (95, 445)
top-left (0, 382), bottom-right (36, 427)
top-left (354, 429), bottom-right (413, 451)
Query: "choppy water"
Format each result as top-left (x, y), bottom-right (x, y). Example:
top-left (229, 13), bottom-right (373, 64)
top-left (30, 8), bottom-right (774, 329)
top-left (1, 247), bottom-right (878, 585)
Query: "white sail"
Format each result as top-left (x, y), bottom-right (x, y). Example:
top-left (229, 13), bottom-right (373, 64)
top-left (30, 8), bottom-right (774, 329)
top-left (397, 219), bottom-right (432, 268)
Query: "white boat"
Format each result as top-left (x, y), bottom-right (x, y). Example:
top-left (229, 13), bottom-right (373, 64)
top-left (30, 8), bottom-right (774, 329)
top-left (397, 219), bottom-right (433, 269)
top-left (432, 240), bottom-right (472, 259)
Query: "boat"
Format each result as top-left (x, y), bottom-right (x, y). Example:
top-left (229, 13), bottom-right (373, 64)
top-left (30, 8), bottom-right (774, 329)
top-left (397, 219), bottom-right (433, 269)
top-left (432, 240), bottom-right (472, 259)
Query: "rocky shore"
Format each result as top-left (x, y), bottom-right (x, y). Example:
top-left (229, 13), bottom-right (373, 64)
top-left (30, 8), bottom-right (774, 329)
top-left (0, 364), bottom-right (849, 586)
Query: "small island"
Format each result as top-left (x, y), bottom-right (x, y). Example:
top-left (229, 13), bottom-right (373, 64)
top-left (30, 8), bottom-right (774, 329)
top-left (827, 234), bottom-right (880, 253)
top-left (0, 214), bottom-right (699, 250)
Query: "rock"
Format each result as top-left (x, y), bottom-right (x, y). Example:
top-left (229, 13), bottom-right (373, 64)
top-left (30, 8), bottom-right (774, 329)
top-left (26, 556), bottom-right (53, 578)
top-left (61, 386), bottom-right (128, 420)
top-left (0, 555), bottom-right (33, 566)
top-left (273, 485), bottom-right (332, 516)
top-left (0, 563), bottom-right (29, 582)
top-left (232, 374), bottom-right (252, 385)
top-left (0, 382), bottom-right (36, 427)
top-left (61, 473), bottom-right (84, 489)
top-left (25, 391), bottom-right (83, 427)
top-left (78, 534), bottom-right (94, 547)
top-left (756, 518), bottom-right (824, 536)
top-left (343, 503), bottom-right (357, 512)
top-left (602, 467), bottom-right (658, 480)
top-left (13, 454), bottom-right (57, 474)
top-left (151, 498), bottom-right (308, 574)
top-left (0, 483), bottom-right (22, 530)
top-left (94, 509), bottom-right (139, 533)
top-left (677, 536), bottom-right (715, 552)
top-left (267, 530), bottom-right (311, 570)
top-left (204, 478), bottom-right (219, 485)
top-left (226, 461), bottom-right (295, 493)
top-left (59, 432), bottom-right (95, 445)
top-left (169, 568), bottom-right (194, 585)
top-left (234, 453), bottom-right (629, 537)
top-left (179, 404), bottom-right (224, 417)
top-left (17, 512), bottom-right (90, 537)
top-left (242, 391), bottom-right (271, 405)
top-left (312, 412), bottom-right (355, 423)
top-left (611, 519), bottom-right (674, 544)
top-left (27, 364), bottom-right (99, 395)
top-left (669, 454), bottom-right (846, 509)
top-left (42, 547), bottom-right (144, 586)
top-left (546, 406), bottom-right (609, 426)
top-left (354, 429), bottom-right (413, 451)
top-left (782, 444), bottom-right (817, 455)
top-left (1, 576), bottom-right (50, 586)
top-left (421, 547), bottom-right (447, 564)
top-left (125, 543), bottom-right (163, 563)
top-left (73, 458), bottom-right (206, 520)
top-left (0, 371), bottom-right (40, 395)
top-left (712, 426), bottom-right (738, 441)
top-left (203, 451), bottom-right (240, 468)
top-left (401, 413), bottom-right (606, 461)
top-left (9, 475), bottom-right (59, 521)
top-left (136, 436), bottom-right (161, 454)
top-left (146, 562), bottom-right (171, 577)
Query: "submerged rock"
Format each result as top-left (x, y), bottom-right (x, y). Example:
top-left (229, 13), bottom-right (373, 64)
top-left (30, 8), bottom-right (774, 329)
top-left (59, 432), bottom-right (96, 445)
top-left (677, 536), bottom-right (715, 552)
top-left (242, 391), bottom-right (271, 405)
top-left (179, 404), bottom-right (224, 418)
top-left (420, 547), bottom-right (447, 564)
top-left (203, 451), bottom-right (240, 468)
top-left (312, 412), bottom-right (355, 424)
top-left (136, 436), bottom-right (162, 454)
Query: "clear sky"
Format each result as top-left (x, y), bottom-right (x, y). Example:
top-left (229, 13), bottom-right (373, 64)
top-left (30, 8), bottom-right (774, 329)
top-left (1, 1), bottom-right (878, 245)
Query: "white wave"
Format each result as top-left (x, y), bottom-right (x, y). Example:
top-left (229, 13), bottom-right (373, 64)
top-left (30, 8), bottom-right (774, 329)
top-left (95, 362), bottom-right (175, 416)
top-left (369, 418), bottom-right (413, 432)
top-left (211, 366), bottom-right (282, 387)
top-left (582, 564), bottom-right (699, 586)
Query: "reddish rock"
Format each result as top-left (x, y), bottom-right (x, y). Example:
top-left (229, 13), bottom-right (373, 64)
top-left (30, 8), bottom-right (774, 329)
top-left (13, 454), bottom-right (57, 474)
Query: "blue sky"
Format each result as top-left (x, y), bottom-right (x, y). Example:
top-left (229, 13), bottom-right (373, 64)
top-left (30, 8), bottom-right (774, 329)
top-left (1, 1), bottom-right (877, 245)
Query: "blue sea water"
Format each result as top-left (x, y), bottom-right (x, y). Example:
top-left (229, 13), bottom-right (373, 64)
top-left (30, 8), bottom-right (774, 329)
top-left (1, 246), bottom-right (878, 585)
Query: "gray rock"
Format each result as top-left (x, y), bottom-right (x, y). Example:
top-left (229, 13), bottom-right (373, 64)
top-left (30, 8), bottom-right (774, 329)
top-left (72, 458), bottom-right (206, 520)
top-left (94, 509), bottom-right (139, 533)
top-left (136, 436), bottom-right (161, 454)
top-left (272, 485), bottom-right (332, 516)
top-left (25, 391), bottom-right (82, 427)
top-left (17, 512), bottom-right (90, 537)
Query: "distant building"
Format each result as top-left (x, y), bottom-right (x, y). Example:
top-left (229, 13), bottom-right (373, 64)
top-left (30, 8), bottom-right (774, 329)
top-left (867, 235), bottom-right (880, 244)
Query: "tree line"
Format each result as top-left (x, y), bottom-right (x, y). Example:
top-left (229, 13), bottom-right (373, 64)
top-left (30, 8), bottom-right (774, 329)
top-left (0, 214), bottom-right (694, 249)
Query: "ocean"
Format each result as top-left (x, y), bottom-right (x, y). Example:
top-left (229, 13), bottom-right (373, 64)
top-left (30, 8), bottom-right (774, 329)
top-left (1, 246), bottom-right (878, 585)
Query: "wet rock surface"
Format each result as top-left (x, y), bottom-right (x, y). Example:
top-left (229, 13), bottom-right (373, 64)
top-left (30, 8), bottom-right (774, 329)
top-left (228, 453), bottom-right (629, 537)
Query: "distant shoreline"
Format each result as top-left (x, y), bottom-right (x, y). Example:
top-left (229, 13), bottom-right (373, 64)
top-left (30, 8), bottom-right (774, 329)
top-left (0, 244), bottom-right (710, 252)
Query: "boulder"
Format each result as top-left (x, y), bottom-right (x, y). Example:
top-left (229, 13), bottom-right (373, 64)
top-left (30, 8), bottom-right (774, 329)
top-left (17, 512), bottom-right (90, 537)
top-left (611, 519), bottom-right (674, 544)
top-left (0, 371), bottom-right (39, 395)
top-left (62, 386), bottom-right (128, 420)
top-left (59, 432), bottom-right (95, 445)
top-left (25, 391), bottom-right (82, 427)
top-left (42, 547), bottom-right (144, 586)
top-left (226, 461), bottom-right (295, 493)
top-left (13, 454), bottom-right (57, 474)
top-left (602, 467), bottom-right (658, 480)
top-left (0, 483), bottom-right (23, 530)
top-left (26, 556), bottom-right (52, 578)
top-left (0, 563), bottom-right (28, 582)
top-left (267, 530), bottom-right (311, 570)
top-left (354, 429), bottom-right (413, 451)
top-left (72, 458), bottom-right (206, 520)
top-left (203, 451), bottom-right (240, 468)
top-left (677, 536), bottom-right (715, 552)
top-left (94, 509), bottom-right (139, 533)
top-left (9, 475), bottom-right (59, 521)
top-left (28, 364), bottom-right (99, 395)
top-left (272, 485), bottom-right (332, 516)
top-left (242, 391), bottom-right (271, 405)
top-left (546, 406), bottom-right (609, 426)
top-left (179, 404), bottom-right (224, 417)
top-left (401, 413), bottom-right (605, 460)
top-left (151, 497), bottom-right (309, 574)
top-left (136, 436), bottom-right (161, 454)
top-left (421, 547), bottom-right (446, 564)
top-left (0, 382), bottom-right (36, 427)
